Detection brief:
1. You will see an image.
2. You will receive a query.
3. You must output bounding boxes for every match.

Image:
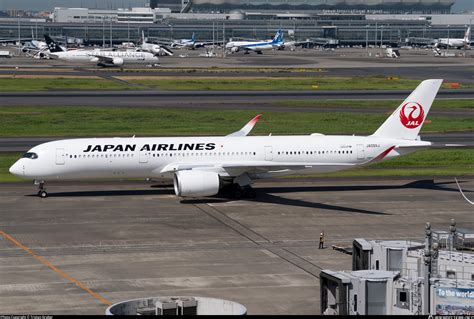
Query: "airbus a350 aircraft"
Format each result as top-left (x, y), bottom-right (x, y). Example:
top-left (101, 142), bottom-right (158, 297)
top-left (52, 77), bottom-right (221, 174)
top-left (10, 79), bottom-right (443, 199)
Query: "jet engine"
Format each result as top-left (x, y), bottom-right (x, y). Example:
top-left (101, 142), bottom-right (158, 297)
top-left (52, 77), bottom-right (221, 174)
top-left (112, 57), bottom-right (124, 66)
top-left (231, 47), bottom-right (239, 53)
top-left (173, 170), bottom-right (220, 197)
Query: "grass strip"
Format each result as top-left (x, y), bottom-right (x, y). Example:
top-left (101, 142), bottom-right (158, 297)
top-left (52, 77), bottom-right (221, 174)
top-left (126, 76), bottom-right (472, 91)
top-left (0, 107), bottom-right (472, 137)
top-left (0, 78), bottom-right (132, 91)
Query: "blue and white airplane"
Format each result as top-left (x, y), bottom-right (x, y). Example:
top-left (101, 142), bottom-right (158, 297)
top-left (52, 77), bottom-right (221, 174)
top-left (170, 32), bottom-right (197, 49)
top-left (225, 30), bottom-right (284, 54)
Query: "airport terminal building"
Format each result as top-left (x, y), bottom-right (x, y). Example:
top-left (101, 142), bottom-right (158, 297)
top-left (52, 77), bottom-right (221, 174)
top-left (150, 0), bottom-right (456, 14)
top-left (0, 0), bottom-right (471, 47)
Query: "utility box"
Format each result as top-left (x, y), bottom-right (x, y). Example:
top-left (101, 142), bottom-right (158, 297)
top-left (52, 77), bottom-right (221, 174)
top-left (156, 299), bottom-right (178, 315)
top-left (455, 228), bottom-right (474, 249)
top-left (177, 297), bottom-right (198, 315)
top-left (432, 230), bottom-right (450, 249)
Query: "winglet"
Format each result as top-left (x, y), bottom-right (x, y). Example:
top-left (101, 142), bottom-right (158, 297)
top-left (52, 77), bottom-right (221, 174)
top-left (227, 114), bottom-right (262, 137)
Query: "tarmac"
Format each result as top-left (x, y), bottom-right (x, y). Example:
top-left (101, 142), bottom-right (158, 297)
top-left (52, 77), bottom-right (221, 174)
top-left (0, 177), bottom-right (472, 314)
top-left (1, 48), bottom-right (473, 83)
top-left (0, 89), bottom-right (473, 109)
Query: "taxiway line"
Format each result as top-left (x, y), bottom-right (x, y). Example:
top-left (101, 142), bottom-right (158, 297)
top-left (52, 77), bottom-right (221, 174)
top-left (0, 230), bottom-right (112, 306)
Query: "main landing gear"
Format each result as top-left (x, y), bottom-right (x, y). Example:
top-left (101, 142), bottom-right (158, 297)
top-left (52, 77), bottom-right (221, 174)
top-left (35, 180), bottom-right (48, 198)
top-left (228, 184), bottom-right (256, 200)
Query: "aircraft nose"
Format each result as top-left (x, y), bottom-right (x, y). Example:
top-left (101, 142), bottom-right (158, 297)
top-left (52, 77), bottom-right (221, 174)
top-left (9, 161), bottom-right (23, 176)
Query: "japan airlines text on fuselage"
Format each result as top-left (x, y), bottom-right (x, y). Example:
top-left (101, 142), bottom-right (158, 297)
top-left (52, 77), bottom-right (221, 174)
top-left (10, 79), bottom-right (443, 198)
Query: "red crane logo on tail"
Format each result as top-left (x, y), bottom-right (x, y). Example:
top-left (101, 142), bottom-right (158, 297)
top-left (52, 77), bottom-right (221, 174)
top-left (399, 102), bottom-right (424, 129)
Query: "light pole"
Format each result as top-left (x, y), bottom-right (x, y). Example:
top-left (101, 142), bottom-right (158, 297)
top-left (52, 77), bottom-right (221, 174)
top-left (375, 22), bottom-right (377, 48)
top-left (423, 222), bottom-right (439, 315)
top-left (17, 15), bottom-right (20, 54)
top-left (447, 24), bottom-right (450, 54)
top-left (365, 24), bottom-right (369, 55)
top-left (380, 25), bottom-right (384, 47)
top-left (109, 18), bottom-right (113, 48)
top-left (102, 17), bottom-right (105, 48)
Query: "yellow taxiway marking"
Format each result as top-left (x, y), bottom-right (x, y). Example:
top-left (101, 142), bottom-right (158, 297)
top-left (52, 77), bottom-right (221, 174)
top-left (0, 230), bottom-right (112, 306)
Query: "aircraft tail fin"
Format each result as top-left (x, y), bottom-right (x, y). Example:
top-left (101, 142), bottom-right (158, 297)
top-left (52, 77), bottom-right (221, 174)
top-left (192, 32), bottom-right (195, 42)
top-left (371, 79), bottom-right (443, 140)
top-left (464, 26), bottom-right (471, 43)
top-left (272, 30), bottom-right (283, 43)
top-left (44, 34), bottom-right (63, 53)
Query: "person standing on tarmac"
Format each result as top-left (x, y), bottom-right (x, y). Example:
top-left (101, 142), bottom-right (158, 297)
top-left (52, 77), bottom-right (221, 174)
top-left (319, 231), bottom-right (324, 249)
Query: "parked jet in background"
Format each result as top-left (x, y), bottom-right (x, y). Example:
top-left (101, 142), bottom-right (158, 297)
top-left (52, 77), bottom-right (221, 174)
top-left (139, 31), bottom-right (173, 56)
top-left (226, 30), bottom-right (284, 54)
top-left (170, 32), bottom-right (197, 49)
top-left (10, 80), bottom-right (444, 199)
top-left (27, 34), bottom-right (69, 59)
top-left (435, 26), bottom-right (470, 49)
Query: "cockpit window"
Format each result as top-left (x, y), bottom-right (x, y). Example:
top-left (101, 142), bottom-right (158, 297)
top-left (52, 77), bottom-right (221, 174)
top-left (22, 152), bottom-right (38, 159)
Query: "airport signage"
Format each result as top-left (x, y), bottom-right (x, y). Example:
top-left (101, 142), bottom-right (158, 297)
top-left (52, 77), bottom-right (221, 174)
top-left (435, 287), bottom-right (474, 315)
top-left (83, 143), bottom-right (216, 153)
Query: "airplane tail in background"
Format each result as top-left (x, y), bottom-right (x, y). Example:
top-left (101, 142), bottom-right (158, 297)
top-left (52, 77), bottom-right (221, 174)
top-left (191, 32), bottom-right (195, 42)
top-left (142, 30), bottom-right (145, 44)
top-left (371, 79), bottom-right (443, 140)
top-left (272, 30), bottom-right (283, 43)
top-left (464, 26), bottom-right (471, 43)
top-left (44, 34), bottom-right (63, 53)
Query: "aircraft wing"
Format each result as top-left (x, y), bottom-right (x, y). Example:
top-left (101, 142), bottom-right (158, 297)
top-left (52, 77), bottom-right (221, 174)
top-left (90, 54), bottom-right (113, 63)
top-left (160, 161), bottom-right (355, 176)
top-left (194, 41), bottom-right (224, 48)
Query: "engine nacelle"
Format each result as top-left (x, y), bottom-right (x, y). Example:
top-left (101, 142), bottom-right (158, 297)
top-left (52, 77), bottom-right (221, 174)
top-left (173, 170), bottom-right (220, 197)
top-left (231, 47), bottom-right (239, 53)
top-left (112, 57), bottom-right (124, 66)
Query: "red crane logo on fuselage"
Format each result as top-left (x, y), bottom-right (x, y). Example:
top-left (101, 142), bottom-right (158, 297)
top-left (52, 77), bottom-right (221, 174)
top-left (399, 102), bottom-right (425, 129)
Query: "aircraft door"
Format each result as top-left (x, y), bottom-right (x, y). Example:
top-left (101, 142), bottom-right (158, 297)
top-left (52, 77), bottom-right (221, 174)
top-left (55, 148), bottom-right (65, 165)
top-left (139, 151), bottom-right (148, 164)
top-left (356, 144), bottom-right (366, 160)
top-left (264, 146), bottom-right (273, 161)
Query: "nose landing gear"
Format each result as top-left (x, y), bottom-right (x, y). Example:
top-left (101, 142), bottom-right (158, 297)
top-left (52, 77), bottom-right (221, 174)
top-left (35, 180), bottom-right (48, 198)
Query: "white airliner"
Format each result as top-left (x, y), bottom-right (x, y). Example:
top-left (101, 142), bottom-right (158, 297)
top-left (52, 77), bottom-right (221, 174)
top-left (139, 31), bottom-right (173, 56)
top-left (226, 30), bottom-right (284, 54)
top-left (10, 79), bottom-right (443, 199)
top-left (51, 49), bottom-right (160, 67)
top-left (44, 34), bottom-right (159, 67)
top-left (435, 26), bottom-right (471, 49)
top-left (170, 32), bottom-right (198, 49)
